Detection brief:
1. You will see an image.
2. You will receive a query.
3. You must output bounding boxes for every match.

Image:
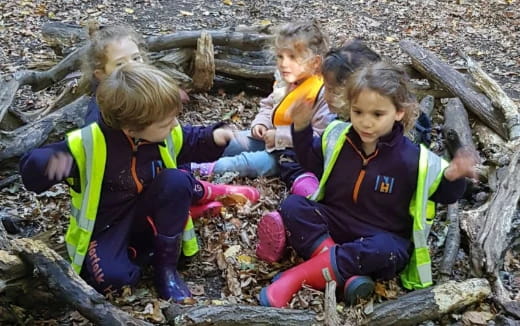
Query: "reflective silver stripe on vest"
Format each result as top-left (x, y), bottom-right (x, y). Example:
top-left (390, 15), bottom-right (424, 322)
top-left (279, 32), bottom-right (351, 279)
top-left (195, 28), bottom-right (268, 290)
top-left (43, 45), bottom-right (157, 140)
top-left (323, 122), bottom-right (347, 171)
top-left (183, 227), bottom-right (196, 241)
top-left (66, 242), bottom-right (85, 267)
top-left (416, 263), bottom-right (432, 284)
top-left (165, 135), bottom-right (177, 165)
top-left (310, 121), bottom-right (350, 201)
top-left (411, 146), bottom-right (444, 284)
top-left (75, 127), bottom-right (96, 232)
top-left (71, 205), bottom-right (80, 221)
top-left (418, 148), bottom-right (442, 238)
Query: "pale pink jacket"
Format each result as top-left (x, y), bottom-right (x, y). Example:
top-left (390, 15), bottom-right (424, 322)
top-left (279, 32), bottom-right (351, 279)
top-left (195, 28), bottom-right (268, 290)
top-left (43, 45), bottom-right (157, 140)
top-left (250, 76), bottom-right (336, 152)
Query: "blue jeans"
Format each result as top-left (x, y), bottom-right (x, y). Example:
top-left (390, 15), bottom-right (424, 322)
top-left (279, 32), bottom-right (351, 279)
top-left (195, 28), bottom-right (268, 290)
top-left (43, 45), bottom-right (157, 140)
top-left (213, 130), bottom-right (280, 178)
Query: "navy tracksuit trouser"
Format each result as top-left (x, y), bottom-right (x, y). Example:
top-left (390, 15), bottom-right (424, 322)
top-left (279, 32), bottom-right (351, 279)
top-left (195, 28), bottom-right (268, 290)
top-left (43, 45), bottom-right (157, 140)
top-left (81, 169), bottom-right (203, 295)
top-left (280, 194), bottom-right (413, 282)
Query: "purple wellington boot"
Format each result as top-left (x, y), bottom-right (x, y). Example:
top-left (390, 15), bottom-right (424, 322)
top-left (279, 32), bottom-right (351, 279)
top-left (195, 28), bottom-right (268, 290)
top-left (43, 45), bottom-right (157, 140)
top-left (290, 172), bottom-right (319, 197)
top-left (153, 233), bottom-right (192, 303)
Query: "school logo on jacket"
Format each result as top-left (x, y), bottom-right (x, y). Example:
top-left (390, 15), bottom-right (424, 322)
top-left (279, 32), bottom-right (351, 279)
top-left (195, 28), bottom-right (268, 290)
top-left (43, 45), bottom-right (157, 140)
top-left (374, 175), bottom-right (395, 194)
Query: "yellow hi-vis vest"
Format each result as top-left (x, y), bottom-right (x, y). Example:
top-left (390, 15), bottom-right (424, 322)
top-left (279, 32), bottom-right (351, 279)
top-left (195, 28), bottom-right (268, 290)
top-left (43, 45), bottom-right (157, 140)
top-left (310, 120), bottom-right (448, 289)
top-left (65, 123), bottom-right (199, 274)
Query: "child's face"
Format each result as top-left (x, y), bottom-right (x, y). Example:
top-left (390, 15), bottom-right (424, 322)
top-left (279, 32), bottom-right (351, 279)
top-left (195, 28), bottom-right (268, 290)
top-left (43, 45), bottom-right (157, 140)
top-left (350, 89), bottom-right (404, 152)
top-left (94, 37), bottom-right (143, 80)
top-left (276, 49), bottom-right (317, 84)
top-left (125, 114), bottom-right (178, 143)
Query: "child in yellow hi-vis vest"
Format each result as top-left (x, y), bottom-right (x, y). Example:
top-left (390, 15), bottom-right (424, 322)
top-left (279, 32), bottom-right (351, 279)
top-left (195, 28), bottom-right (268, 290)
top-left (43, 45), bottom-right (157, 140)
top-left (260, 61), bottom-right (479, 307)
top-left (256, 39), bottom-right (384, 263)
top-left (80, 23), bottom-right (226, 218)
top-left (19, 63), bottom-right (259, 303)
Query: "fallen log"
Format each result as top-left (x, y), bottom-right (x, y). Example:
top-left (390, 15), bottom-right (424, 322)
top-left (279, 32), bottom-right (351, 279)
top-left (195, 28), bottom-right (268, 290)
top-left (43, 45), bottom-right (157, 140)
top-left (443, 98), bottom-right (477, 155)
top-left (0, 27), bottom-right (274, 125)
top-left (41, 22), bottom-right (273, 52)
top-left (470, 140), bottom-right (520, 276)
top-left (462, 54), bottom-right (520, 140)
top-left (439, 203), bottom-right (460, 282)
top-left (0, 46), bottom-right (86, 125)
top-left (462, 140), bottom-right (520, 318)
top-left (41, 22), bottom-right (86, 55)
top-left (165, 304), bottom-right (317, 326)
top-left (191, 31), bottom-right (215, 92)
top-left (324, 281), bottom-right (341, 326)
top-left (399, 39), bottom-right (508, 140)
top-left (473, 122), bottom-right (511, 169)
top-left (215, 59), bottom-right (275, 80)
top-left (2, 238), bottom-right (318, 326)
top-left (0, 96), bottom-right (89, 162)
top-left (11, 237), bottom-right (153, 326)
top-left (362, 278), bottom-right (491, 326)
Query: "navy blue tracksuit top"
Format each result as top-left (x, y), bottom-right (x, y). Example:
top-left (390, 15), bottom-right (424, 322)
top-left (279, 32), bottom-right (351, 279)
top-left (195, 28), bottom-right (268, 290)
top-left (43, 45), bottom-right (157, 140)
top-left (291, 122), bottom-right (466, 241)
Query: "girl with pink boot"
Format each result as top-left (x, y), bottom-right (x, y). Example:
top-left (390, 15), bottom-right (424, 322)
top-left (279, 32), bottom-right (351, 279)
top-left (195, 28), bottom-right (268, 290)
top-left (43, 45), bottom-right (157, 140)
top-left (259, 62), bottom-right (478, 307)
top-left (256, 40), bottom-right (382, 263)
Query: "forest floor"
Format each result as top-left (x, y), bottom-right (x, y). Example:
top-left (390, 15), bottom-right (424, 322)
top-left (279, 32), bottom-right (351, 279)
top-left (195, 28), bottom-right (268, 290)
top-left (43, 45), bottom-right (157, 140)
top-left (0, 0), bottom-right (519, 325)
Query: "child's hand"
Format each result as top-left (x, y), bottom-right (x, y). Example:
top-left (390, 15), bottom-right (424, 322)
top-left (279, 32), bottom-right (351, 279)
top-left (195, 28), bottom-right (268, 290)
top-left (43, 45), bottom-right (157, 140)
top-left (444, 147), bottom-right (480, 181)
top-left (213, 127), bottom-right (234, 146)
top-left (252, 124), bottom-right (268, 139)
top-left (263, 129), bottom-right (276, 148)
top-left (288, 96), bottom-right (315, 131)
top-left (45, 152), bottom-right (73, 181)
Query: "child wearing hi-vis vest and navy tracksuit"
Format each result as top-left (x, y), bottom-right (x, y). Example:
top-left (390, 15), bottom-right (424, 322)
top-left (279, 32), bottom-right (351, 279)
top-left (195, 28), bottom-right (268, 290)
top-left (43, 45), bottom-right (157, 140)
top-left (19, 63), bottom-right (260, 303)
top-left (259, 61), bottom-right (479, 307)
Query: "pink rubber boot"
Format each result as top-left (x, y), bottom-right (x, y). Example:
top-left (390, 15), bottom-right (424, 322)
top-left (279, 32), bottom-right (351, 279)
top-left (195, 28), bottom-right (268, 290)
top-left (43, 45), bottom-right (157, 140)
top-left (198, 180), bottom-right (260, 204)
top-left (189, 201), bottom-right (223, 219)
top-left (290, 172), bottom-right (319, 197)
top-left (256, 211), bottom-right (286, 263)
top-left (309, 236), bottom-right (335, 258)
top-left (259, 249), bottom-right (341, 307)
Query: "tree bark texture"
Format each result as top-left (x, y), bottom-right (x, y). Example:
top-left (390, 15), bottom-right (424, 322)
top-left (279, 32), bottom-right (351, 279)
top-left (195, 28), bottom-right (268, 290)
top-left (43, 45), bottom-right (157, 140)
top-left (470, 140), bottom-right (520, 276)
top-left (363, 278), bottom-right (491, 326)
top-left (166, 304), bottom-right (318, 326)
top-left (0, 96), bottom-right (89, 162)
top-left (11, 238), bottom-right (153, 326)
top-left (463, 55), bottom-right (520, 140)
top-left (399, 39), bottom-right (509, 140)
top-left (191, 32), bottom-right (215, 91)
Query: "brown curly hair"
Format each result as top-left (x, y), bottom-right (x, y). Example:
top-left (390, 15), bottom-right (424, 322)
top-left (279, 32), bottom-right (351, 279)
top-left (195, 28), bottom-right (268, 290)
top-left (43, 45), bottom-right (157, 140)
top-left (345, 61), bottom-right (419, 132)
top-left (272, 20), bottom-right (329, 74)
top-left (81, 22), bottom-right (147, 89)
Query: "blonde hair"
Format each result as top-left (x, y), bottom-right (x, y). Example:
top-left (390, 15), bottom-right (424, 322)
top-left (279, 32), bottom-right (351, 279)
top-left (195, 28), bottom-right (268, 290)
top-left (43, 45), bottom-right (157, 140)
top-left (82, 22), bottom-right (147, 87)
top-left (96, 63), bottom-right (181, 131)
top-left (272, 20), bottom-right (329, 72)
top-left (345, 61), bottom-right (419, 132)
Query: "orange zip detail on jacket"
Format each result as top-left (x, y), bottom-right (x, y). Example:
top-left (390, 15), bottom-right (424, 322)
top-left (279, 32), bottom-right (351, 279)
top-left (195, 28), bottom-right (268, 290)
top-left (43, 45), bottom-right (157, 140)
top-left (125, 134), bottom-right (144, 194)
top-left (346, 137), bottom-right (378, 203)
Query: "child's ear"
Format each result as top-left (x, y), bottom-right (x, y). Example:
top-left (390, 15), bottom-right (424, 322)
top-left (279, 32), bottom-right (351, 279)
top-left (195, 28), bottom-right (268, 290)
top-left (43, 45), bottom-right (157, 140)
top-left (94, 69), bottom-right (106, 81)
top-left (312, 55), bottom-right (322, 72)
top-left (395, 109), bottom-right (405, 121)
top-left (122, 128), bottom-right (135, 138)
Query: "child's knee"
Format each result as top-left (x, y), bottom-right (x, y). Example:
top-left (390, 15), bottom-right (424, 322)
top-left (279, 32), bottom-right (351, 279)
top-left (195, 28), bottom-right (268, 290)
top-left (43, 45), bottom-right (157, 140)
top-left (279, 195), bottom-right (305, 219)
top-left (155, 169), bottom-right (193, 197)
top-left (354, 234), bottom-right (411, 277)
